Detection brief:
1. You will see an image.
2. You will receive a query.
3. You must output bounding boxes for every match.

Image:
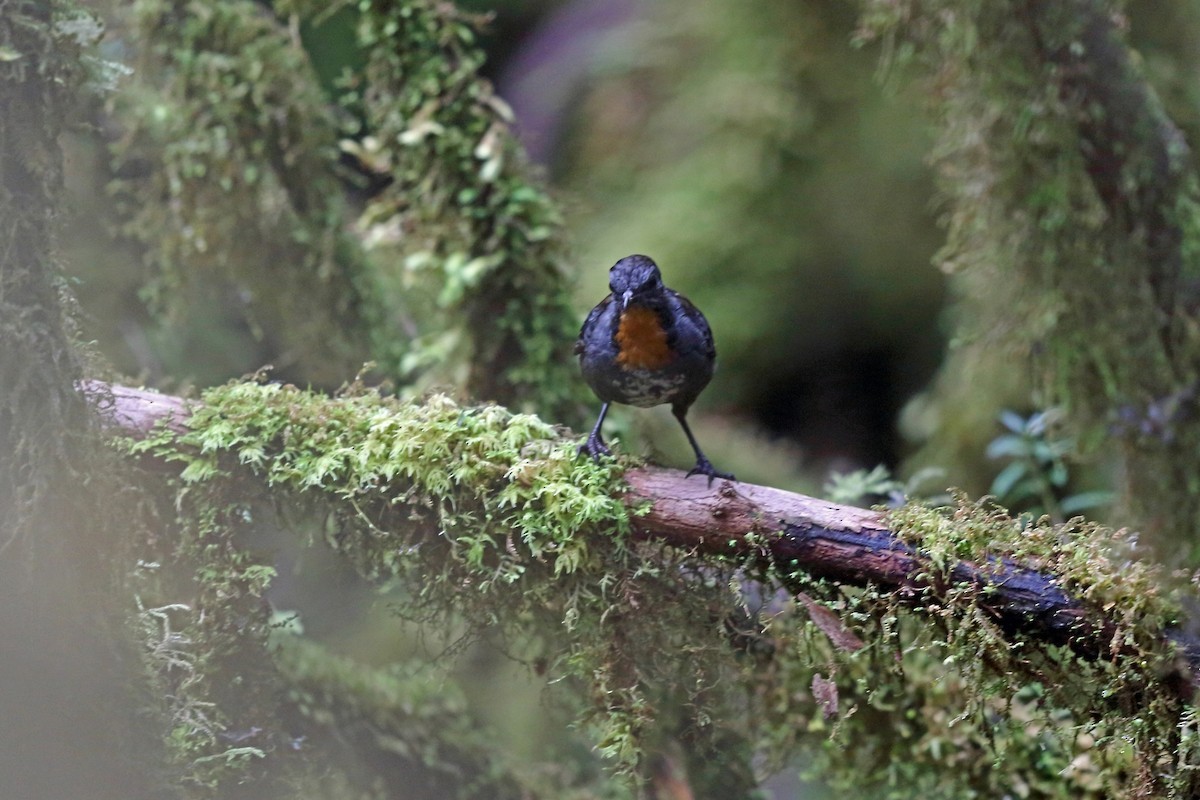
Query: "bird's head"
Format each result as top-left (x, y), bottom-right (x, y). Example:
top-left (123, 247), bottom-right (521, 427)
top-left (609, 254), bottom-right (664, 309)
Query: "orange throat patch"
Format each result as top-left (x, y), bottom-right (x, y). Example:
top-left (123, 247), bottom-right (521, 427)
top-left (615, 306), bottom-right (672, 369)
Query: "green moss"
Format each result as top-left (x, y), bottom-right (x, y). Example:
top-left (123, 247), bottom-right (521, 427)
top-left (113, 0), bottom-right (585, 414)
top-left (173, 380), bottom-right (627, 577)
top-left (126, 379), bottom-right (755, 792)
top-left (112, 0), bottom-right (381, 388)
top-left (861, 496), bottom-right (1193, 797)
top-left (861, 0), bottom-right (1200, 556)
top-left (889, 496), bottom-right (1180, 630)
top-left (729, 480), bottom-right (1195, 798)
top-left (124, 378), bottom-right (1200, 797)
top-left (340, 0), bottom-right (586, 416)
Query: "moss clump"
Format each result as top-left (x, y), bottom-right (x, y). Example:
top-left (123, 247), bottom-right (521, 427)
top-left (738, 493), bottom-right (1196, 798)
top-left (172, 380), bottom-right (626, 582)
top-left (113, 0), bottom-right (380, 388)
top-left (341, 0), bottom-right (586, 416)
top-left (872, 497), bottom-right (1192, 797)
top-left (121, 378), bottom-right (1200, 797)
top-left (859, 0), bottom-right (1200, 557)
top-left (889, 496), bottom-right (1182, 637)
top-left (127, 379), bottom-right (753, 793)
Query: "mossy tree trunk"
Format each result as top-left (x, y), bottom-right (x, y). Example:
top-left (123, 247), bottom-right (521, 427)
top-left (869, 0), bottom-right (1200, 560)
top-left (0, 2), bottom-right (143, 796)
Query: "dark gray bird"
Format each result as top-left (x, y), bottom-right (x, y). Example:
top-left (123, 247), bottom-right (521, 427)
top-left (575, 254), bottom-right (734, 482)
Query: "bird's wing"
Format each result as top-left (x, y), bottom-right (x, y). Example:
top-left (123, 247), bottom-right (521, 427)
top-left (575, 294), bottom-right (614, 355)
top-left (670, 290), bottom-right (716, 359)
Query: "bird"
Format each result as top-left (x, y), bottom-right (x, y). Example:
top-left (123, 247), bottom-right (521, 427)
top-left (575, 254), bottom-right (735, 483)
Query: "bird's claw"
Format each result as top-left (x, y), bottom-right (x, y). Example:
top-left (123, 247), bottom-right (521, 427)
top-left (686, 458), bottom-right (736, 486)
top-left (577, 436), bottom-right (613, 462)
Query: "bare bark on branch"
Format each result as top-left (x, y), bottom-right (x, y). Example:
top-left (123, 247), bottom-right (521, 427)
top-left (83, 381), bottom-right (192, 437)
top-left (83, 381), bottom-right (1200, 697)
top-left (624, 466), bottom-right (1200, 696)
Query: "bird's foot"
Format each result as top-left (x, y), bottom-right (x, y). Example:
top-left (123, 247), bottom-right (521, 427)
top-left (686, 458), bottom-right (736, 486)
top-left (577, 435), bottom-right (613, 462)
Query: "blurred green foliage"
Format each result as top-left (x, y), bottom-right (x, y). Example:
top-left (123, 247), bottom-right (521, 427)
top-left (342, 0), bottom-right (585, 416)
top-left (986, 409), bottom-right (1113, 523)
top-left (559, 0), bottom-right (945, 477)
top-left (858, 0), bottom-right (1200, 560)
top-left (112, 0), bottom-right (379, 387)
top-left (1, 5), bottom-right (162, 798)
top-left (823, 463), bottom-right (947, 508)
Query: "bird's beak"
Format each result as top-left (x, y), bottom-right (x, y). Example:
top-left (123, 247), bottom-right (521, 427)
top-left (621, 289), bottom-right (633, 310)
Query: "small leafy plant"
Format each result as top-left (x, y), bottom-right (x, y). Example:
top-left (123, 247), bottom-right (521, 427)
top-left (986, 409), bottom-right (1112, 522)
top-left (824, 464), bottom-right (948, 507)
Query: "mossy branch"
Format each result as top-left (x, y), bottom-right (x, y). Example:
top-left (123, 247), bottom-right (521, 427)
top-left (84, 380), bottom-right (1199, 700)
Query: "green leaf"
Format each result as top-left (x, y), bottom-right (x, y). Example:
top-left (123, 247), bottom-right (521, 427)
top-left (986, 435), bottom-right (1029, 459)
top-left (989, 461), bottom-right (1027, 498)
top-left (1060, 491), bottom-right (1115, 515)
top-left (999, 410), bottom-right (1028, 433)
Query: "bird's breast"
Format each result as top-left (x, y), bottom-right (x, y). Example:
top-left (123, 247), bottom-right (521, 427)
top-left (615, 307), bottom-right (672, 370)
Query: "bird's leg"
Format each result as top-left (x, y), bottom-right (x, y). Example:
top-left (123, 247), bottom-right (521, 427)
top-left (578, 402), bottom-right (613, 460)
top-left (672, 405), bottom-right (735, 484)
